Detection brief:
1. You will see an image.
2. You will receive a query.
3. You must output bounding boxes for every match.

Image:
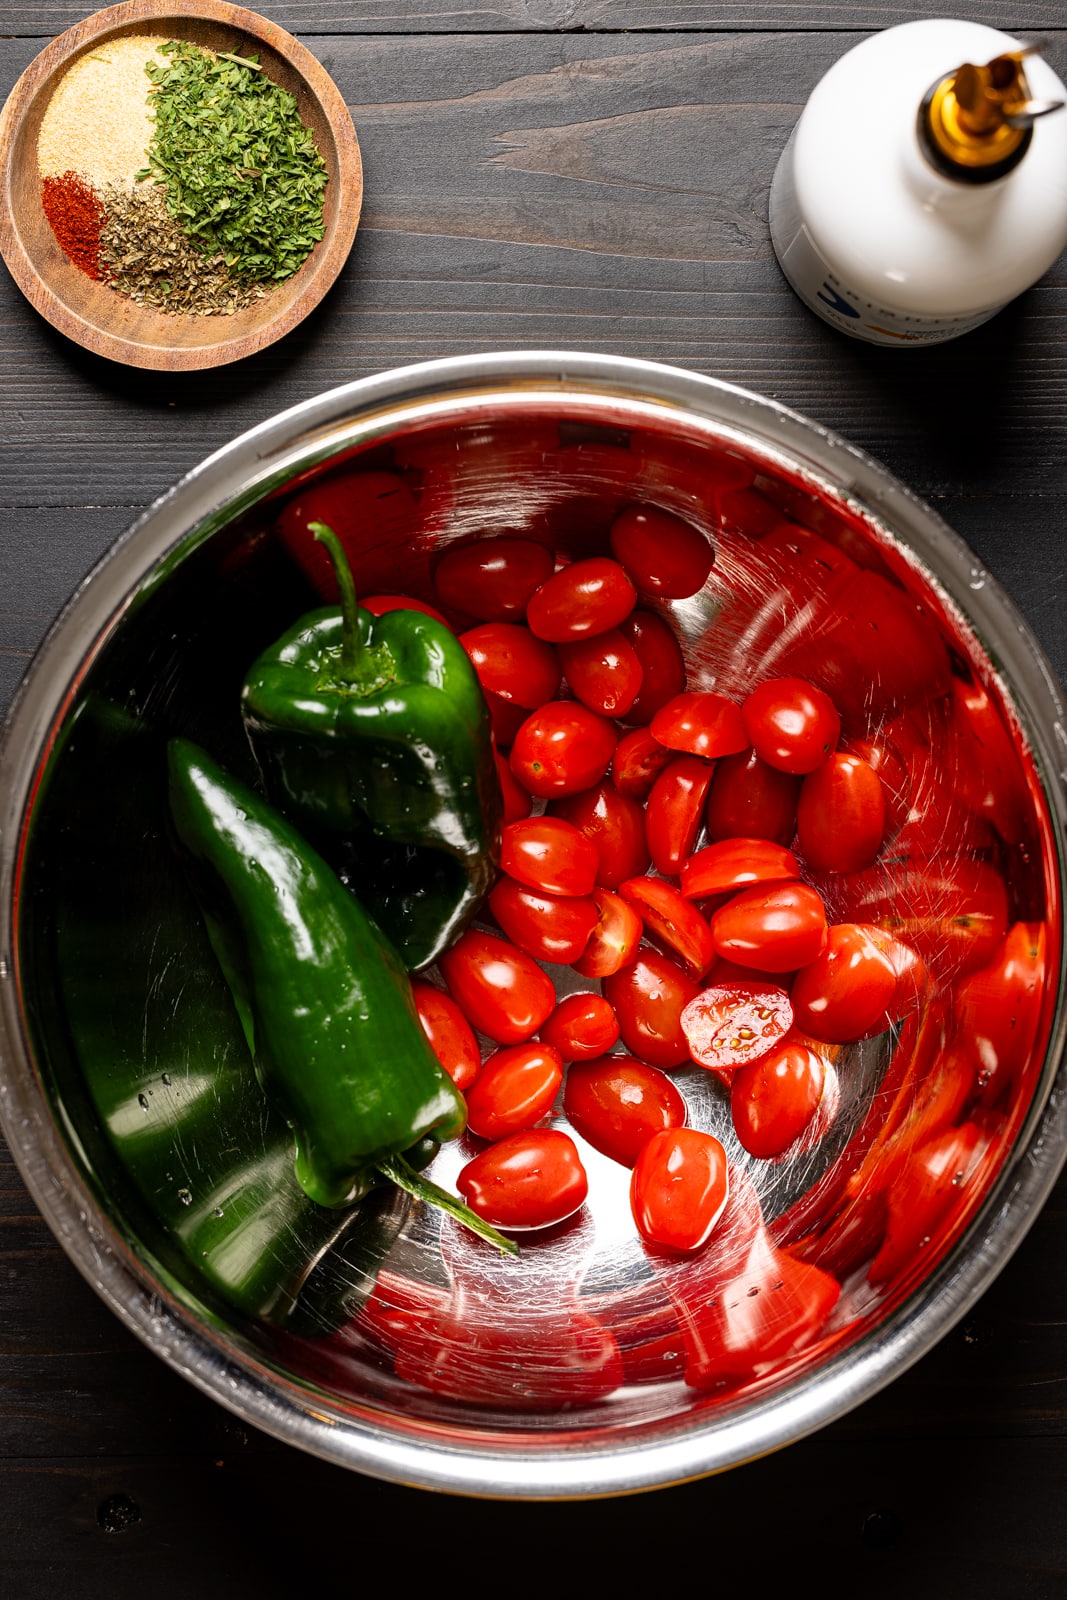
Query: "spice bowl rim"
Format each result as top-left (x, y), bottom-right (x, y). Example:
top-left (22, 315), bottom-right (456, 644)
top-left (1, 350), bottom-right (1066, 1499)
top-left (0, 0), bottom-right (362, 369)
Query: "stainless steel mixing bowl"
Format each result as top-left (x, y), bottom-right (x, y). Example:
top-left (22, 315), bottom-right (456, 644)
top-left (0, 351), bottom-right (1065, 1498)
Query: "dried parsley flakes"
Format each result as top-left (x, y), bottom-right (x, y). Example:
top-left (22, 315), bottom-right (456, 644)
top-left (136, 39), bottom-right (328, 283)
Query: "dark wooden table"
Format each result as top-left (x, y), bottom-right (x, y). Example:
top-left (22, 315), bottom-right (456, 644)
top-left (1, 4), bottom-right (1066, 1594)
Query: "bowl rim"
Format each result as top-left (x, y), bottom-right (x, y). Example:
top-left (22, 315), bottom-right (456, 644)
top-left (0, 0), bottom-right (363, 370)
top-left (1, 350), bottom-right (1066, 1498)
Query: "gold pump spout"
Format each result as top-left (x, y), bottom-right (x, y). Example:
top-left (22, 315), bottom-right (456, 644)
top-left (920, 44), bottom-right (1065, 182)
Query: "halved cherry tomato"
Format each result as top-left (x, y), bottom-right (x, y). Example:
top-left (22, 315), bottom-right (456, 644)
top-left (411, 979), bottom-right (482, 1091)
top-left (645, 754), bottom-right (715, 877)
top-left (526, 558), bottom-right (637, 642)
top-left (500, 816), bottom-right (598, 897)
top-left (564, 1054), bottom-right (687, 1167)
top-left (456, 1129), bottom-right (589, 1230)
top-left (954, 921), bottom-right (1047, 1107)
top-left (433, 536), bottom-right (554, 622)
top-left (796, 751), bottom-right (885, 873)
top-left (650, 693), bottom-right (749, 761)
top-left (731, 1040), bottom-right (826, 1158)
top-left (630, 1128), bottom-right (730, 1253)
top-left (549, 780), bottom-right (650, 890)
top-left (603, 947), bottom-right (701, 1067)
top-left (459, 622), bottom-right (562, 709)
top-left (619, 876), bottom-right (715, 976)
top-left (488, 877), bottom-right (597, 966)
top-left (540, 993), bottom-right (620, 1062)
top-left (361, 594), bottom-right (452, 627)
top-left (609, 503), bottom-right (715, 599)
top-left (464, 1042), bottom-right (564, 1141)
top-left (438, 928), bottom-right (556, 1044)
top-left (572, 888), bottom-right (644, 979)
top-left (611, 725), bottom-right (674, 800)
top-left (617, 611), bottom-right (687, 725)
top-left (558, 628), bottom-right (643, 718)
top-left (495, 750), bottom-right (533, 823)
top-left (509, 702), bottom-right (618, 798)
top-left (710, 882), bottom-right (828, 972)
top-left (741, 676), bottom-right (841, 775)
top-left (680, 981), bottom-right (794, 1071)
top-left (705, 747), bottom-right (801, 846)
top-left (680, 838), bottom-right (799, 899)
top-left (790, 923), bottom-right (916, 1043)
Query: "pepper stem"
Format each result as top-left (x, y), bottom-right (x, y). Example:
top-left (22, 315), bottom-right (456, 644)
top-left (376, 1154), bottom-right (520, 1257)
top-left (310, 521), bottom-right (364, 682)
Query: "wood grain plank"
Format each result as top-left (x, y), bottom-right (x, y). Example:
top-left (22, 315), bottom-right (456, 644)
top-left (0, 30), bottom-right (1062, 511)
top-left (2, 1), bottom-right (1066, 37)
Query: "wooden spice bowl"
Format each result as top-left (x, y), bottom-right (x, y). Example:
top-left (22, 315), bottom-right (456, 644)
top-left (0, 0), bottom-right (362, 370)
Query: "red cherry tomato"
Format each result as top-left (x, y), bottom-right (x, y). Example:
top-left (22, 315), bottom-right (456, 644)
top-left (558, 628), bottom-right (643, 718)
top-left (549, 780), bottom-right (650, 890)
top-left (796, 751), bottom-right (885, 874)
top-left (433, 536), bottom-right (554, 622)
top-left (509, 702), bottom-right (617, 798)
top-left (565, 1054), bottom-right (687, 1168)
top-left (361, 594), bottom-right (452, 627)
top-left (954, 921), bottom-right (1047, 1108)
top-left (679, 981), bottom-right (794, 1071)
top-left (572, 888), bottom-right (644, 979)
top-left (619, 876), bottom-right (715, 977)
top-left (680, 838), bottom-right (800, 899)
top-left (705, 747), bottom-right (801, 846)
top-left (617, 611), bottom-right (687, 725)
top-left (500, 816), bottom-right (598, 897)
top-left (603, 947), bottom-right (701, 1067)
top-left (630, 1128), bottom-right (730, 1253)
top-left (650, 693), bottom-right (748, 761)
top-left (609, 504), bottom-right (715, 599)
top-left (645, 755), bottom-right (715, 877)
top-left (710, 881), bottom-right (828, 972)
top-left (488, 877), bottom-right (598, 966)
top-left (947, 674), bottom-right (1029, 845)
top-left (439, 928), bottom-right (556, 1045)
top-left (789, 923), bottom-right (916, 1043)
top-left (495, 750), bottom-right (533, 823)
top-left (611, 725), bottom-right (674, 801)
top-left (410, 979), bottom-right (482, 1091)
top-left (483, 689), bottom-right (528, 749)
top-left (459, 623), bottom-right (562, 709)
top-left (456, 1129), bottom-right (589, 1231)
top-left (464, 1042), bottom-right (564, 1141)
top-left (731, 1040), bottom-right (825, 1158)
top-left (846, 734), bottom-right (911, 840)
top-left (540, 993), bottom-right (620, 1062)
top-left (526, 558), bottom-right (637, 643)
top-left (741, 677), bottom-right (841, 775)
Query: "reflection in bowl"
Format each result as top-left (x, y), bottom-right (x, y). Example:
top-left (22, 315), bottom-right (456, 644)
top-left (0, 353), bottom-right (1064, 1498)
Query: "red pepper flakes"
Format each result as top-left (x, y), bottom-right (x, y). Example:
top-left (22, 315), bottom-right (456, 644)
top-left (40, 171), bottom-right (107, 281)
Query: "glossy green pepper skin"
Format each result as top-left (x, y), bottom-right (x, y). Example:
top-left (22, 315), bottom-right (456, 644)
top-left (240, 524), bottom-right (501, 971)
top-left (167, 737), bottom-right (468, 1211)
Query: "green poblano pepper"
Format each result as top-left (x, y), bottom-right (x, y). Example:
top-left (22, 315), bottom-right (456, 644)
top-left (239, 523), bottom-right (502, 972)
top-left (167, 737), bottom-right (515, 1253)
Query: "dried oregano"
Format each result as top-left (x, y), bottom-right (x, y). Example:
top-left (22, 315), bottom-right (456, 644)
top-left (136, 39), bottom-right (328, 283)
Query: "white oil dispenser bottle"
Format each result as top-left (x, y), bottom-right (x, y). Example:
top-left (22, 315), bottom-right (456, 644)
top-left (768, 19), bottom-right (1067, 346)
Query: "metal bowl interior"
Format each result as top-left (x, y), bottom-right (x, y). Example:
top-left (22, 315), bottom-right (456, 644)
top-left (1, 353), bottom-right (1065, 1499)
